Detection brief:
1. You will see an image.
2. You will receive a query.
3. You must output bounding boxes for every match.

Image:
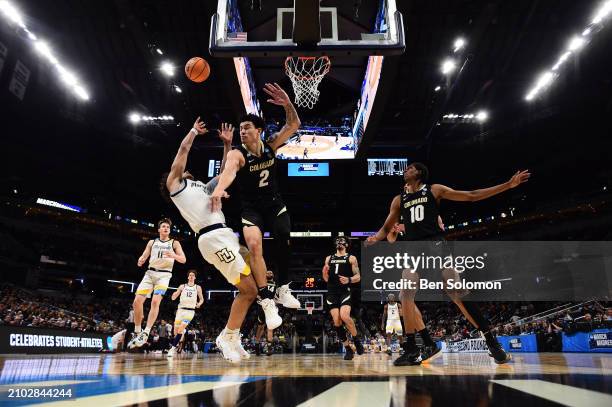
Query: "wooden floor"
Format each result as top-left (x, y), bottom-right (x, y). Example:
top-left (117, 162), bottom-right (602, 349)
top-left (0, 352), bottom-right (611, 406)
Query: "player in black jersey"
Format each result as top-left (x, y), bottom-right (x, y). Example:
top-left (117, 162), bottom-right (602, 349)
top-left (322, 236), bottom-right (364, 360)
top-left (211, 83), bottom-right (301, 329)
top-left (368, 163), bottom-right (530, 365)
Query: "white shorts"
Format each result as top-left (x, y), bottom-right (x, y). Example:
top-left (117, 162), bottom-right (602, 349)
top-left (198, 228), bottom-right (250, 286)
top-left (386, 319), bottom-right (403, 335)
top-left (175, 308), bottom-right (195, 326)
top-left (136, 270), bottom-right (172, 296)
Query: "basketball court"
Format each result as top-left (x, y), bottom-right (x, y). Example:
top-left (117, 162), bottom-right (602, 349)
top-left (1, 0), bottom-right (611, 406)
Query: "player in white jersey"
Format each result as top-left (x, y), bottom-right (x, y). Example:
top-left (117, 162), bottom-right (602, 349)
top-left (161, 117), bottom-right (263, 363)
top-left (128, 218), bottom-right (186, 349)
top-left (167, 270), bottom-right (203, 357)
top-left (382, 293), bottom-right (403, 355)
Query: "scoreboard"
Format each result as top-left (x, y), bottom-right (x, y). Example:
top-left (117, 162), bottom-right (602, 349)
top-left (367, 158), bottom-right (408, 176)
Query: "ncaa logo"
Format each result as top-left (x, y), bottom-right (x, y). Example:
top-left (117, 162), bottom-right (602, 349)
top-left (215, 248), bottom-right (236, 263)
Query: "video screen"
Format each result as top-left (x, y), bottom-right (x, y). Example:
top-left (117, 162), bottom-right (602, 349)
top-left (287, 162), bottom-right (330, 177)
top-left (367, 158), bottom-right (409, 176)
top-left (275, 122), bottom-right (355, 160)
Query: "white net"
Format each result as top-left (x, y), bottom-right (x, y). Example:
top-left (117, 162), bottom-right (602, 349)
top-left (284, 56), bottom-right (331, 109)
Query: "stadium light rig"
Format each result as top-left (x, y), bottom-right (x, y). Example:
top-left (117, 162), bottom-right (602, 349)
top-left (441, 59), bottom-right (457, 75)
top-left (129, 112), bottom-right (175, 125)
top-left (525, 0), bottom-right (612, 101)
top-left (0, 1), bottom-right (90, 101)
top-left (442, 110), bottom-right (489, 124)
top-left (453, 37), bottom-right (466, 53)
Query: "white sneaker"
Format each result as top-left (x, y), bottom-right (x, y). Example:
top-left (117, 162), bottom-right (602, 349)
top-left (274, 284), bottom-right (301, 309)
top-left (216, 331), bottom-right (241, 363)
top-left (260, 298), bottom-right (283, 329)
top-left (128, 331), bottom-right (148, 349)
top-left (167, 346), bottom-right (176, 358)
top-left (232, 334), bottom-right (251, 360)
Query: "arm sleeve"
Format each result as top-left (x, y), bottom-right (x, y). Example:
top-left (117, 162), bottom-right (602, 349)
top-left (205, 177), bottom-right (219, 195)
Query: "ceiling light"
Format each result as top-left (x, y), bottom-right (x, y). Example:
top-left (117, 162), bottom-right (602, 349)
top-left (453, 37), bottom-right (466, 52)
top-left (476, 111), bottom-right (488, 122)
top-left (568, 36), bottom-right (586, 51)
top-left (441, 59), bottom-right (457, 75)
top-left (129, 113), bottom-right (141, 124)
top-left (160, 61), bottom-right (175, 77)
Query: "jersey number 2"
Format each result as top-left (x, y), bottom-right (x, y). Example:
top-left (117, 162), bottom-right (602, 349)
top-left (409, 205), bottom-right (424, 223)
top-left (259, 170), bottom-right (269, 187)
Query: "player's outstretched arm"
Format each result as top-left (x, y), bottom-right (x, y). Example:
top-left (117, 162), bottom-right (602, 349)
top-left (322, 255), bottom-right (331, 282)
top-left (431, 170), bottom-right (530, 202)
top-left (196, 286), bottom-right (204, 308)
top-left (263, 83), bottom-right (301, 152)
top-left (218, 123), bottom-right (234, 175)
top-left (211, 150), bottom-right (244, 212)
top-left (137, 240), bottom-right (154, 267)
top-left (171, 284), bottom-right (184, 301)
top-left (166, 117), bottom-right (208, 192)
top-left (366, 195), bottom-right (401, 245)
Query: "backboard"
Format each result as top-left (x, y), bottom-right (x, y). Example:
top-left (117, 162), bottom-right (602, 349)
top-left (210, 0), bottom-right (405, 57)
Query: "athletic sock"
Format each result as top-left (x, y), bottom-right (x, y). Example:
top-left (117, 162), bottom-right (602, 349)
top-left (482, 330), bottom-right (497, 345)
top-left (258, 286), bottom-right (274, 301)
top-left (135, 326), bottom-right (141, 334)
top-left (335, 326), bottom-right (347, 342)
top-left (143, 327), bottom-right (151, 335)
top-left (418, 328), bottom-right (435, 346)
top-left (225, 327), bottom-right (240, 336)
top-left (403, 333), bottom-right (417, 352)
top-left (172, 334), bottom-right (182, 347)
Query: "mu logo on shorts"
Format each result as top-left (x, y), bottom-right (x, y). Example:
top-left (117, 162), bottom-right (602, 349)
top-left (215, 248), bottom-right (236, 263)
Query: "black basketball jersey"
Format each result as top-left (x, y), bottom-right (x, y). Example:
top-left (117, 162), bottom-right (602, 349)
top-left (235, 141), bottom-right (279, 205)
top-left (327, 254), bottom-right (352, 292)
top-left (400, 184), bottom-right (442, 240)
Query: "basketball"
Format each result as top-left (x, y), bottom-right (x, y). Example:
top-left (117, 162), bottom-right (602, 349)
top-left (185, 57), bottom-right (210, 83)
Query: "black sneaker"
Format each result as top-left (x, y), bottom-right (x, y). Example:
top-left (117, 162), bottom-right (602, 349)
top-left (255, 343), bottom-right (261, 356)
top-left (486, 339), bottom-right (512, 364)
top-left (386, 348), bottom-right (392, 356)
top-left (393, 344), bottom-right (421, 366)
top-left (354, 338), bottom-right (364, 355)
top-left (421, 344), bottom-right (442, 363)
top-left (266, 344), bottom-right (273, 356)
top-left (343, 346), bottom-right (354, 360)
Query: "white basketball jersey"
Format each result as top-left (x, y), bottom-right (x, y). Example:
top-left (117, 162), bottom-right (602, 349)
top-left (388, 302), bottom-right (400, 320)
top-left (148, 239), bottom-right (175, 271)
top-left (179, 283), bottom-right (199, 308)
top-left (170, 179), bottom-right (225, 233)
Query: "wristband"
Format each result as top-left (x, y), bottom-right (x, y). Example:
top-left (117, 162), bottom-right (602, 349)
top-left (190, 128), bottom-right (198, 135)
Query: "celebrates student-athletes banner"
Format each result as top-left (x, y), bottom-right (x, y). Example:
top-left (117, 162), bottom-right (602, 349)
top-left (0, 325), bottom-right (112, 354)
top-left (562, 329), bottom-right (612, 353)
top-left (497, 334), bottom-right (538, 352)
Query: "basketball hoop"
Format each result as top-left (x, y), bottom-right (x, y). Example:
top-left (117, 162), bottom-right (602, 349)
top-left (305, 301), bottom-right (315, 315)
top-left (284, 56), bottom-right (331, 109)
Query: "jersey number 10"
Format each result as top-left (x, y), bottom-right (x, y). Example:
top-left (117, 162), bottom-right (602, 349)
top-left (409, 205), bottom-right (424, 223)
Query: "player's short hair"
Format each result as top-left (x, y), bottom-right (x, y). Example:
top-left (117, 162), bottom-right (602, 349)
top-left (158, 218), bottom-right (172, 228)
top-left (188, 270), bottom-right (197, 277)
top-left (159, 172), bottom-right (171, 203)
top-left (240, 113), bottom-right (265, 132)
top-left (412, 162), bottom-right (429, 183)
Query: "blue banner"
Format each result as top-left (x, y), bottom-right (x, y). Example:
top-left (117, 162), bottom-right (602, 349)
top-left (498, 334), bottom-right (538, 352)
top-left (562, 329), bottom-right (612, 353)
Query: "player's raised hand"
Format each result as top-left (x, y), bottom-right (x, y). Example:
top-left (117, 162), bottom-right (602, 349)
top-left (210, 189), bottom-right (230, 212)
top-left (193, 116), bottom-right (208, 135)
top-left (137, 257), bottom-right (145, 267)
top-left (263, 82), bottom-right (291, 106)
top-left (365, 235), bottom-right (378, 246)
top-left (508, 170), bottom-right (531, 188)
top-left (219, 123), bottom-right (234, 144)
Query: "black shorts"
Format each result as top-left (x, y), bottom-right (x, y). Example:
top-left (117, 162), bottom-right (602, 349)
top-left (326, 291), bottom-right (352, 309)
top-left (241, 197), bottom-right (288, 232)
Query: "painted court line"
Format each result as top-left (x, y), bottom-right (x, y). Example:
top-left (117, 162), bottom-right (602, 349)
top-left (297, 382), bottom-right (391, 407)
top-left (491, 379), bottom-right (612, 407)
